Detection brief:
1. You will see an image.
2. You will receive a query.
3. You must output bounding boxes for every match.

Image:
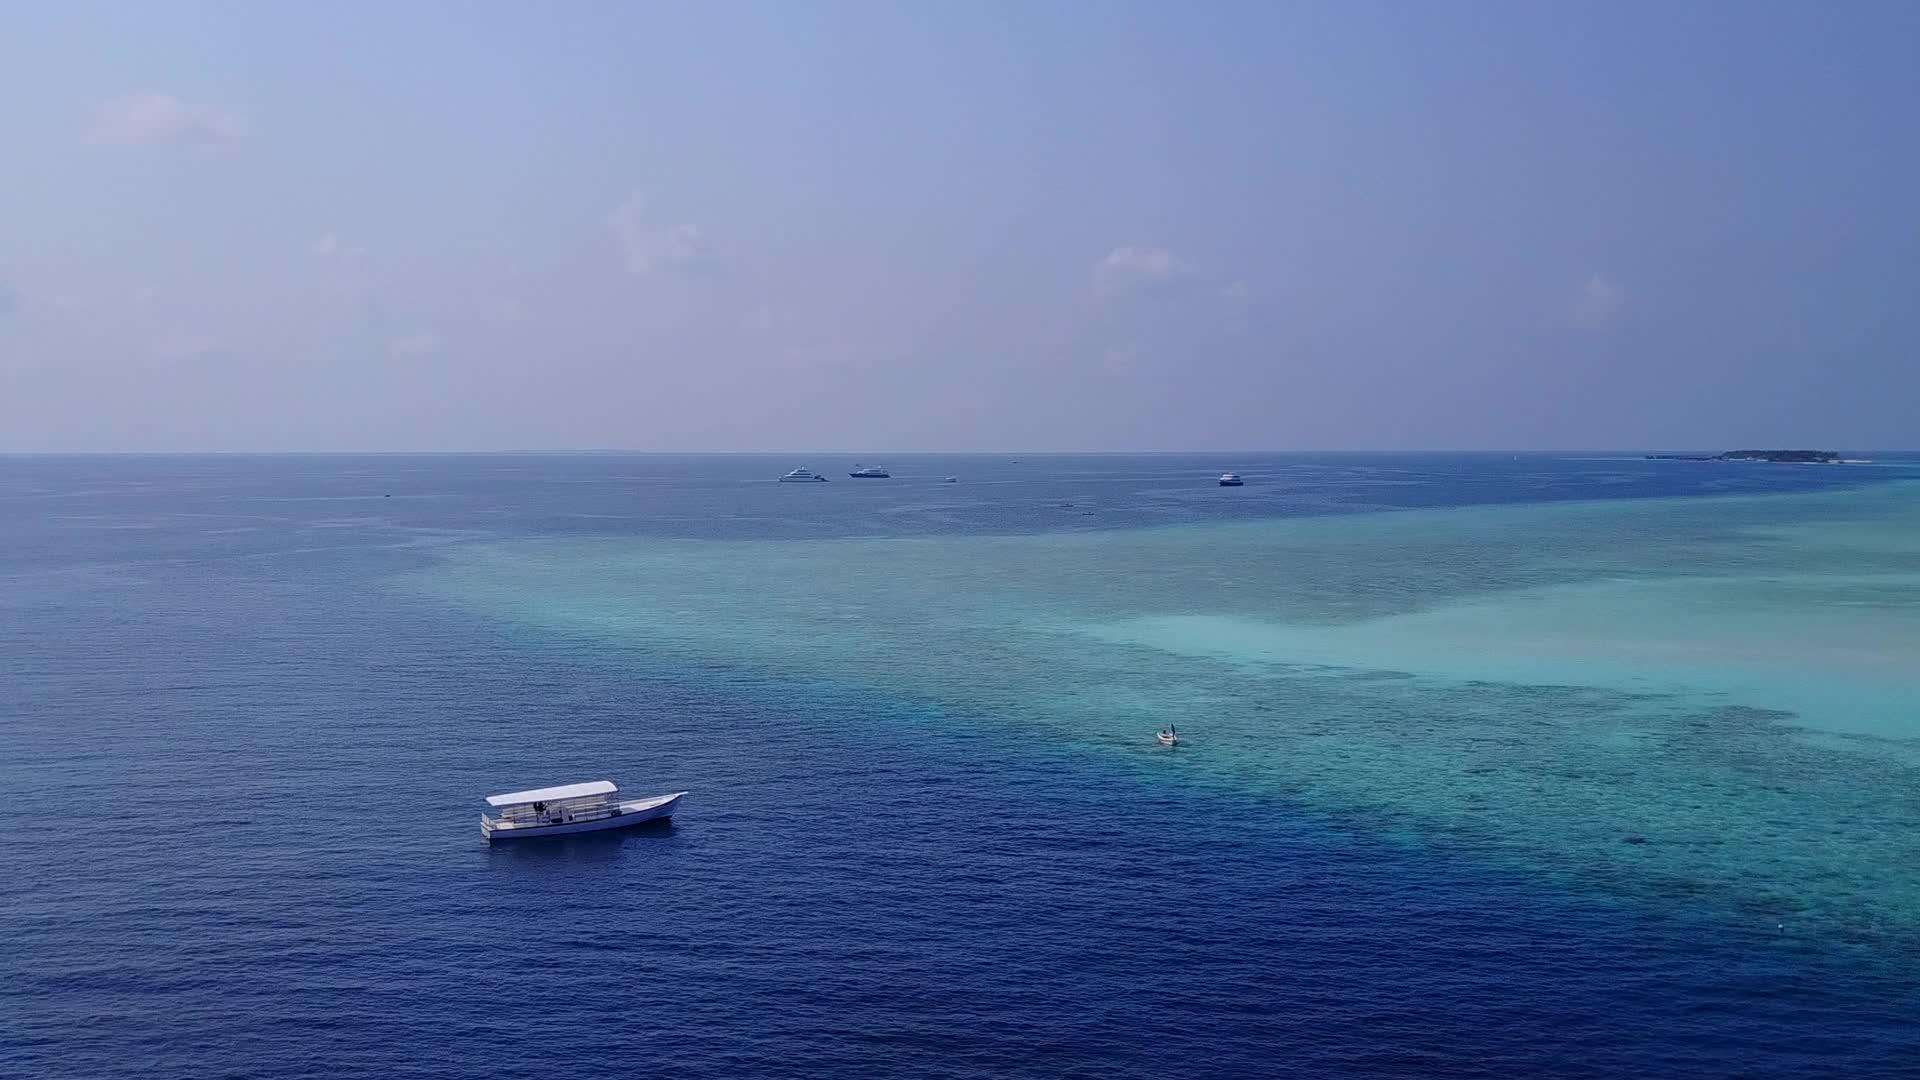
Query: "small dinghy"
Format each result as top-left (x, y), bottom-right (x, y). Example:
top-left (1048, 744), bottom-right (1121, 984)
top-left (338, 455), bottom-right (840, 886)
top-left (1156, 727), bottom-right (1179, 747)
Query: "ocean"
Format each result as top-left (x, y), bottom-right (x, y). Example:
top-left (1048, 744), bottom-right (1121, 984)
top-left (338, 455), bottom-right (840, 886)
top-left (4, 452), bottom-right (1918, 1079)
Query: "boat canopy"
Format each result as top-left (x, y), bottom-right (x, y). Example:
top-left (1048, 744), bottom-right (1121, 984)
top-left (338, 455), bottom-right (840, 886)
top-left (485, 780), bottom-right (616, 807)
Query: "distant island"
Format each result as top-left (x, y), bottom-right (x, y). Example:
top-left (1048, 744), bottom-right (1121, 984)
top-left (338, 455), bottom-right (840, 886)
top-left (1646, 449), bottom-right (1842, 463)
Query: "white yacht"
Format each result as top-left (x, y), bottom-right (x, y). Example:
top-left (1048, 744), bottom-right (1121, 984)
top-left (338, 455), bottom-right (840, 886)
top-left (1218, 472), bottom-right (1244, 486)
top-left (778, 467), bottom-right (828, 482)
top-left (849, 464), bottom-right (891, 478)
top-left (481, 780), bottom-right (686, 842)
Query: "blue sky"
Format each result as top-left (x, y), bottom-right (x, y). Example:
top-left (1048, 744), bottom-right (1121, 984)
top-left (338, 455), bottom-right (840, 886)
top-left (1, 2), bottom-right (1914, 450)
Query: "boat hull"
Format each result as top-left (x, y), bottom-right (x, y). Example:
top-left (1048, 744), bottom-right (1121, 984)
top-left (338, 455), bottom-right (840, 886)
top-left (482, 792), bottom-right (686, 842)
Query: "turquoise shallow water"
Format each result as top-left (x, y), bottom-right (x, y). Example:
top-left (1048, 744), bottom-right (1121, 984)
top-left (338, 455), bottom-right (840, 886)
top-left (416, 478), bottom-right (1920, 950)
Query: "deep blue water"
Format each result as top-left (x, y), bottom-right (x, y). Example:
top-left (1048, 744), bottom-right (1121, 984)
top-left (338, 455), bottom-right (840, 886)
top-left (4, 453), bottom-right (1918, 1079)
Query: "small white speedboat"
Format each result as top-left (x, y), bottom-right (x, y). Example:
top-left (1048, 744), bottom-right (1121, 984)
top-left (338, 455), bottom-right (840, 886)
top-left (481, 780), bottom-right (686, 842)
top-left (1156, 730), bottom-right (1179, 746)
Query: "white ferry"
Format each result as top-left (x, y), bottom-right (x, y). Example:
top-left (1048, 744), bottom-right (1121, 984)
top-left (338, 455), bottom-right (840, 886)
top-left (481, 780), bottom-right (686, 842)
top-left (778, 468), bottom-right (828, 482)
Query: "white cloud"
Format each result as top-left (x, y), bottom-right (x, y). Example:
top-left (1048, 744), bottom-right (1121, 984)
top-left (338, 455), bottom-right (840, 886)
top-left (1569, 273), bottom-right (1624, 332)
top-left (1094, 246), bottom-right (1197, 295)
top-left (311, 233), bottom-right (367, 260)
top-left (0, 280), bottom-right (74, 316)
top-left (777, 344), bottom-right (854, 368)
top-left (88, 92), bottom-right (249, 147)
top-left (155, 335), bottom-right (227, 362)
top-left (1217, 279), bottom-right (1253, 334)
top-left (609, 190), bottom-right (713, 274)
top-left (1102, 341), bottom-right (1143, 375)
top-left (388, 333), bottom-right (441, 357)
top-left (742, 305), bottom-right (810, 338)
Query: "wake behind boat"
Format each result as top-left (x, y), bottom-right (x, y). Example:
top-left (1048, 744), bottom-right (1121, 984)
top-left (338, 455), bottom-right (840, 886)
top-left (481, 780), bottom-right (686, 842)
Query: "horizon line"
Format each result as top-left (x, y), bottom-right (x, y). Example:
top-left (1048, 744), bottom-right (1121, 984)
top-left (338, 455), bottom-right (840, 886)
top-left (0, 447), bottom-right (1906, 457)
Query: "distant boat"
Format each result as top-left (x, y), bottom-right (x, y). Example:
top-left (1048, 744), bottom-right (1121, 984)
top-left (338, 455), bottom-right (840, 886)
top-left (849, 465), bottom-right (891, 478)
top-left (1157, 729), bottom-right (1179, 747)
top-left (943, 475), bottom-right (958, 483)
top-left (778, 468), bottom-right (828, 482)
top-left (1218, 472), bottom-right (1244, 486)
top-left (480, 780), bottom-right (685, 842)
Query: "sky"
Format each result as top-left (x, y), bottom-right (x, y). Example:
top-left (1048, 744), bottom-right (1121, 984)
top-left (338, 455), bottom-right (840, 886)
top-left (1, 2), bottom-right (1915, 451)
